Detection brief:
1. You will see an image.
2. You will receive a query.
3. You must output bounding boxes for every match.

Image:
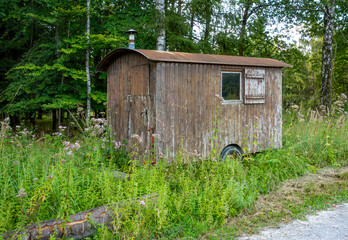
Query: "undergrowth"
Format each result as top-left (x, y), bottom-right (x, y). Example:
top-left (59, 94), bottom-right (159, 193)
top-left (0, 96), bottom-right (347, 239)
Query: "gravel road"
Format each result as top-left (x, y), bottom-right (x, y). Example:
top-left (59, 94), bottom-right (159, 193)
top-left (237, 203), bottom-right (348, 240)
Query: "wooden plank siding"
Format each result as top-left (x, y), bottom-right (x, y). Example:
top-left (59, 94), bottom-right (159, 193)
top-left (107, 53), bottom-right (152, 153)
top-left (105, 50), bottom-right (283, 160)
top-left (154, 63), bottom-right (282, 158)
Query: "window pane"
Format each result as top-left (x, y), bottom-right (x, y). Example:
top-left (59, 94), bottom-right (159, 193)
top-left (222, 72), bottom-right (240, 100)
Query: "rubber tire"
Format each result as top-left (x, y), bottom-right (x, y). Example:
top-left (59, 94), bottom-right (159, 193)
top-left (220, 145), bottom-right (243, 161)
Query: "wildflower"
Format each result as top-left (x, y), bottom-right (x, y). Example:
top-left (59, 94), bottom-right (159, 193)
top-left (320, 105), bottom-right (327, 113)
top-left (341, 93), bottom-right (347, 99)
top-left (46, 175), bottom-right (53, 180)
top-left (33, 178), bottom-right (38, 181)
top-left (299, 119), bottom-right (305, 123)
top-left (73, 142), bottom-right (81, 150)
top-left (113, 141), bottom-right (122, 149)
top-left (212, 157), bottom-right (217, 162)
top-left (159, 152), bottom-right (166, 159)
top-left (151, 133), bottom-right (161, 139)
top-left (63, 142), bottom-right (81, 151)
top-left (13, 161), bottom-right (19, 165)
top-left (77, 107), bottom-right (84, 113)
top-left (132, 134), bottom-right (143, 144)
top-left (61, 159), bottom-right (66, 164)
top-left (291, 105), bottom-right (299, 111)
top-left (334, 100), bottom-right (344, 107)
top-left (140, 200), bottom-right (146, 206)
top-left (325, 143), bottom-right (331, 146)
top-left (16, 125), bottom-right (21, 129)
top-left (193, 149), bottom-right (201, 159)
top-left (67, 151), bottom-right (73, 156)
top-left (165, 169), bottom-right (168, 172)
top-left (58, 126), bottom-right (67, 131)
top-left (16, 188), bottom-right (27, 198)
top-left (93, 147), bottom-right (97, 151)
top-left (215, 94), bottom-right (224, 102)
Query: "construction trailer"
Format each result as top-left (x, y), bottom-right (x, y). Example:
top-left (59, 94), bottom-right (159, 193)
top-left (97, 48), bottom-right (291, 159)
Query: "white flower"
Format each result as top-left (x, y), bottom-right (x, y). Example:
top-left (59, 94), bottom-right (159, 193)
top-left (215, 94), bottom-right (224, 101)
top-left (151, 133), bottom-right (161, 139)
top-left (140, 200), bottom-right (146, 206)
top-left (132, 134), bottom-right (143, 144)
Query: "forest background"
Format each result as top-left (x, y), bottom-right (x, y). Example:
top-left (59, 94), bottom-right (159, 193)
top-left (0, 0), bottom-right (347, 129)
top-left (0, 1), bottom-right (347, 238)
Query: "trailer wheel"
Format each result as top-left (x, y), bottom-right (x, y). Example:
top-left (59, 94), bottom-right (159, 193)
top-left (220, 145), bottom-right (243, 161)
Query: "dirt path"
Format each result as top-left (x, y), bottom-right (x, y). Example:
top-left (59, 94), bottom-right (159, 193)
top-left (225, 166), bottom-right (348, 240)
top-left (237, 203), bottom-right (348, 240)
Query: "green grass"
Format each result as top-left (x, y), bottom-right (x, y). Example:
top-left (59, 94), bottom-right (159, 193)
top-left (0, 107), bottom-right (347, 239)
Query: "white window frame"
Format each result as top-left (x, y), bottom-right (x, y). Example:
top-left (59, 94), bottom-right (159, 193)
top-left (221, 71), bottom-right (242, 104)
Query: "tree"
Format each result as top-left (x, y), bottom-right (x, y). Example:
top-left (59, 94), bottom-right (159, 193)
top-left (279, 0), bottom-right (346, 108)
top-left (156, 0), bottom-right (166, 50)
top-left (320, 0), bottom-right (335, 108)
top-left (86, 0), bottom-right (91, 125)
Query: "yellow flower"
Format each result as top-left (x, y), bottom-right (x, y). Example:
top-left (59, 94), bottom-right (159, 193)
top-left (325, 143), bottom-right (331, 146)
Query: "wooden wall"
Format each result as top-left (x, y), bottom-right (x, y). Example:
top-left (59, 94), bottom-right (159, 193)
top-left (107, 52), bottom-right (282, 159)
top-left (154, 62), bottom-right (282, 158)
top-left (107, 53), bottom-right (152, 152)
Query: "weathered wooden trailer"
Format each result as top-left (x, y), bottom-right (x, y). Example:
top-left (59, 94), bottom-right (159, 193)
top-left (97, 48), bottom-right (291, 159)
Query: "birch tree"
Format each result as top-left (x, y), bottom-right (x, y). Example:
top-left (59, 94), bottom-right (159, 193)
top-left (86, 0), bottom-right (91, 125)
top-left (320, 0), bottom-right (335, 108)
top-left (156, 0), bottom-right (166, 50)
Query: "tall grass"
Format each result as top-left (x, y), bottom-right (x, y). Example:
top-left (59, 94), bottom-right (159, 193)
top-left (0, 99), bottom-right (347, 238)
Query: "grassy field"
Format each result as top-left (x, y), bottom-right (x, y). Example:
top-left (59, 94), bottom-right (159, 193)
top-left (0, 103), bottom-right (347, 239)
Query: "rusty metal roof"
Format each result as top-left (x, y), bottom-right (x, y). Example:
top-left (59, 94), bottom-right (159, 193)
top-left (97, 48), bottom-right (292, 71)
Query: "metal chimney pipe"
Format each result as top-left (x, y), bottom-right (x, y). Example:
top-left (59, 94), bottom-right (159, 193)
top-left (126, 29), bottom-right (138, 49)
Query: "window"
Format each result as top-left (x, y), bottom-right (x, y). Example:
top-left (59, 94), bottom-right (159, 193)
top-left (221, 72), bottom-right (241, 101)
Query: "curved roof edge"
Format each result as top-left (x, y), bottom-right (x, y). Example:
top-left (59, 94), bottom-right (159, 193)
top-left (97, 48), bottom-right (292, 71)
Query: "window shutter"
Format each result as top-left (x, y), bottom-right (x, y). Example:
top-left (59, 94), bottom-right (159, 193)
top-left (244, 69), bottom-right (266, 104)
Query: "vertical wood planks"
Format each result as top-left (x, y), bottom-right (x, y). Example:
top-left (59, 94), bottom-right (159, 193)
top-left (107, 51), bottom-right (283, 160)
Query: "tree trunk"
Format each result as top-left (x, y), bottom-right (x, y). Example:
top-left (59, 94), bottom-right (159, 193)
top-left (29, 112), bottom-right (36, 128)
top-left (190, 11), bottom-right (194, 40)
top-left (9, 115), bottom-right (20, 130)
top-left (238, 4), bottom-right (250, 56)
top-left (52, 109), bottom-right (57, 131)
top-left (178, 0), bottom-right (182, 16)
top-left (156, 0), bottom-right (166, 50)
top-left (203, 2), bottom-right (212, 42)
top-left (320, 1), bottom-right (335, 108)
top-left (86, 0), bottom-right (91, 126)
top-left (38, 109), bottom-right (43, 120)
top-left (2, 194), bottom-right (157, 240)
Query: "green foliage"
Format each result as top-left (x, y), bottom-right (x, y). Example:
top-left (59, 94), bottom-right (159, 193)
top-left (0, 108), bottom-right (347, 238)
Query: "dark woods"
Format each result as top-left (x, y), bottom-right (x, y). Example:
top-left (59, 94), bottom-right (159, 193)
top-left (0, 0), bottom-right (347, 130)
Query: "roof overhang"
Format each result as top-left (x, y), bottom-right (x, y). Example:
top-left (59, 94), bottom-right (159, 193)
top-left (97, 48), bottom-right (292, 71)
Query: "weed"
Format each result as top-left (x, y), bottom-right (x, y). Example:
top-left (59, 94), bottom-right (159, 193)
top-left (0, 106), bottom-right (347, 239)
